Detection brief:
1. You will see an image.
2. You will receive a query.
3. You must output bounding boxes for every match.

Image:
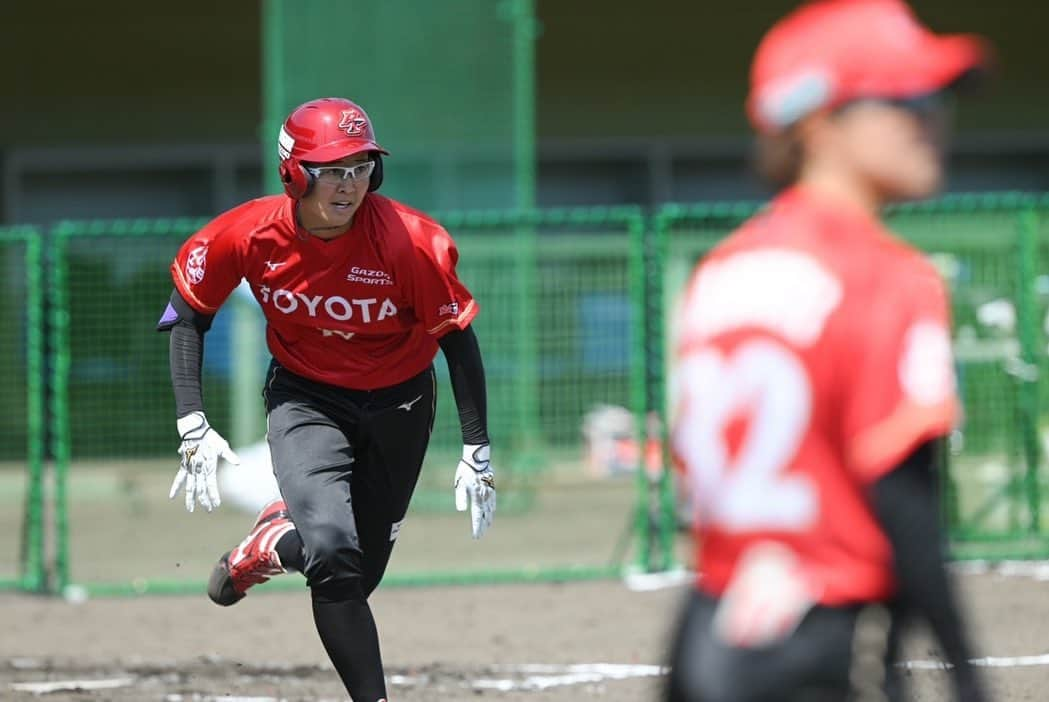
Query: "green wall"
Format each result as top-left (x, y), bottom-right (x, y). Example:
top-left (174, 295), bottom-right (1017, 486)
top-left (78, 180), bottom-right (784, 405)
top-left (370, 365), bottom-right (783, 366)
top-left (6, 1), bottom-right (259, 146)
top-left (536, 0), bottom-right (1049, 138)
top-left (3, 1), bottom-right (1047, 146)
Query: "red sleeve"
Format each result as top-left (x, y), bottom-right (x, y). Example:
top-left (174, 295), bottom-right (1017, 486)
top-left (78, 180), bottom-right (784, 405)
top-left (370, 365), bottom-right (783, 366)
top-left (409, 225), bottom-right (478, 337)
top-left (841, 258), bottom-right (959, 482)
top-left (170, 208), bottom-right (248, 314)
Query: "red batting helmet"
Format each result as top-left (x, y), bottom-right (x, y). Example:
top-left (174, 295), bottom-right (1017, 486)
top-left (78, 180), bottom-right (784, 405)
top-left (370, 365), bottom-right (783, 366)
top-left (277, 97), bottom-right (389, 198)
top-left (747, 0), bottom-right (988, 134)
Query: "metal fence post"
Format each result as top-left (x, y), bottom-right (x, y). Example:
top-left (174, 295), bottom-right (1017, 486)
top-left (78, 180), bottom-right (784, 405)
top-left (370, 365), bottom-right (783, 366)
top-left (23, 231), bottom-right (46, 592)
top-left (48, 223), bottom-right (72, 594)
top-left (1016, 208), bottom-right (1043, 533)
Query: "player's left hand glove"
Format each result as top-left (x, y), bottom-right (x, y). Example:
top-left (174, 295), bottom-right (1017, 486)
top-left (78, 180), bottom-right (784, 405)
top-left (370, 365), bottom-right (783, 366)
top-left (454, 444), bottom-right (496, 539)
top-left (169, 411), bottom-right (241, 513)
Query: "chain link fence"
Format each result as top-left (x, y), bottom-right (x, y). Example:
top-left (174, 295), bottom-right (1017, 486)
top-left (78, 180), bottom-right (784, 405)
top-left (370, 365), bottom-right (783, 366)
top-left (3, 197), bottom-right (1046, 595)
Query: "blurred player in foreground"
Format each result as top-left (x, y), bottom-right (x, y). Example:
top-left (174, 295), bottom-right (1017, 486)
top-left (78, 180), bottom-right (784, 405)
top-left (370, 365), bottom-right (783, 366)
top-left (156, 97), bottom-right (495, 702)
top-left (665, 1), bottom-right (990, 700)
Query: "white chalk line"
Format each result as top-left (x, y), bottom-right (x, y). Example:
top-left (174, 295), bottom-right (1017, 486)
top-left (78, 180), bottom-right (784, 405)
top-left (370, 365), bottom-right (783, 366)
top-left (900, 653), bottom-right (1049, 670)
top-left (11, 677), bottom-right (136, 693)
top-left (473, 658), bottom-right (1049, 689)
top-left (163, 697), bottom-right (299, 702)
top-left (475, 663), bottom-right (667, 691)
top-left (10, 655), bottom-right (1049, 697)
top-left (952, 560), bottom-right (1049, 581)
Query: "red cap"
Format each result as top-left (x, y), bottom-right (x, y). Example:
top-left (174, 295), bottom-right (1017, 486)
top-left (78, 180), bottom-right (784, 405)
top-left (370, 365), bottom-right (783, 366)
top-left (747, 0), bottom-right (987, 133)
top-left (278, 97), bottom-right (389, 165)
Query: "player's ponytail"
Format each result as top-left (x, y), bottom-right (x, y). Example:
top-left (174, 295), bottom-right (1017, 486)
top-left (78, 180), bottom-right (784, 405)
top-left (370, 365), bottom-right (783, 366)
top-left (753, 128), bottom-right (804, 189)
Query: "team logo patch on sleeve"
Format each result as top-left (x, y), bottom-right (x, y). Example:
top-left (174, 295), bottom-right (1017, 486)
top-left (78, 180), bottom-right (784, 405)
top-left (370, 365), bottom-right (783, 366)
top-left (186, 245), bottom-right (209, 284)
top-left (899, 321), bottom-right (955, 405)
top-left (438, 302), bottom-right (459, 317)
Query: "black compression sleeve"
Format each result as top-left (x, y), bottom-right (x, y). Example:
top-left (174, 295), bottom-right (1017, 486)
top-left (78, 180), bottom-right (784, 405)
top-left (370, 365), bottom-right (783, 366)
top-left (157, 289), bottom-right (215, 333)
top-left (157, 290), bottom-right (213, 419)
top-left (437, 326), bottom-right (489, 445)
top-left (871, 440), bottom-right (986, 701)
top-left (169, 320), bottom-right (205, 418)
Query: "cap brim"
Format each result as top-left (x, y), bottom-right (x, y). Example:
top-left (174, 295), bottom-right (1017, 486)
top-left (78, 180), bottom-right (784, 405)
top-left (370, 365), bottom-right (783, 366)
top-left (909, 33), bottom-right (989, 96)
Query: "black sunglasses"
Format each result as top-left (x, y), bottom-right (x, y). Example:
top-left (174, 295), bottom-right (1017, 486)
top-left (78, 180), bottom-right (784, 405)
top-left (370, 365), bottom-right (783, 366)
top-left (837, 91), bottom-right (954, 117)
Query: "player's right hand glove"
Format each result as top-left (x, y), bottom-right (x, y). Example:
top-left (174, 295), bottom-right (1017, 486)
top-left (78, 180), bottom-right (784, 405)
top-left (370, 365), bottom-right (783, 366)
top-left (169, 411), bottom-right (240, 513)
top-left (453, 444), bottom-right (496, 539)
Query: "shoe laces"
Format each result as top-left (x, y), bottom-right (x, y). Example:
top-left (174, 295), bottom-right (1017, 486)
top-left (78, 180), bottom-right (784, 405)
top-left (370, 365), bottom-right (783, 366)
top-left (232, 550), bottom-right (284, 589)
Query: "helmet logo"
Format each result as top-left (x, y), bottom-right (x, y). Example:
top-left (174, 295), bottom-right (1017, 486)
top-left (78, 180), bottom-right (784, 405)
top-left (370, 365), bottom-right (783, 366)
top-left (338, 109), bottom-right (368, 136)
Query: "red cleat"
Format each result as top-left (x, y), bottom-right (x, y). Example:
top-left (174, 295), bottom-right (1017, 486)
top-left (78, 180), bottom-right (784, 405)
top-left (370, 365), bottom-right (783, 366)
top-left (208, 499), bottom-right (295, 606)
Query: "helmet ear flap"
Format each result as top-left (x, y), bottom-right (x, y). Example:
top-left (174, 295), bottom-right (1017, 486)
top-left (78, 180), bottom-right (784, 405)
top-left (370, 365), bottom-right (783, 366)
top-left (279, 158), bottom-right (313, 199)
top-left (368, 154), bottom-right (384, 192)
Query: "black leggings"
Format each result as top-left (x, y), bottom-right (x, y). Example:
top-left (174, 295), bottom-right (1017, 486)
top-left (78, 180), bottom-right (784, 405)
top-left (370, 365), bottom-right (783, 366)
top-left (665, 589), bottom-right (904, 702)
top-left (263, 361), bottom-right (436, 596)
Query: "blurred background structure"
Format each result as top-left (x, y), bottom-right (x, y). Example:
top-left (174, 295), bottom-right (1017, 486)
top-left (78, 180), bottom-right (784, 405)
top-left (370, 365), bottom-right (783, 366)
top-left (1, 1), bottom-right (1047, 596)
top-left (5, 0), bottom-right (1049, 222)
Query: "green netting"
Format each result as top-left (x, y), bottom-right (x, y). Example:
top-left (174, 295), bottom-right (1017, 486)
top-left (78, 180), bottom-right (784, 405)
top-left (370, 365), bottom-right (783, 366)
top-left (656, 195), bottom-right (1048, 561)
top-left (0, 227), bottom-right (45, 592)
top-left (47, 209), bottom-right (646, 594)
top-left (1038, 208), bottom-right (1049, 431)
top-left (261, 0), bottom-right (535, 211)
top-left (31, 196), bottom-right (1049, 595)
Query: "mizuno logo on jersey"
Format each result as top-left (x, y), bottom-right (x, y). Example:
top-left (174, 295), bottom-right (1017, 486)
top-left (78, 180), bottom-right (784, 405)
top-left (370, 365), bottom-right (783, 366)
top-left (257, 286), bottom-right (399, 323)
top-left (264, 260), bottom-right (287, 271)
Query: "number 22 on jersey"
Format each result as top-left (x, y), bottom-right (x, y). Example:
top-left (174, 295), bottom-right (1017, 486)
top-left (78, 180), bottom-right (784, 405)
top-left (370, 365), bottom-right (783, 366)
top-left (674, 339), bottom-right (818, 532)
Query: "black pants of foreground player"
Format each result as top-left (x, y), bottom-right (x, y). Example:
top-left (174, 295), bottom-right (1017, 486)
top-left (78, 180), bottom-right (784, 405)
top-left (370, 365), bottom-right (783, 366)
top-left (266, 362), bottom-right (436, 701)
top-left (664, 589), bottom-right (904, 702)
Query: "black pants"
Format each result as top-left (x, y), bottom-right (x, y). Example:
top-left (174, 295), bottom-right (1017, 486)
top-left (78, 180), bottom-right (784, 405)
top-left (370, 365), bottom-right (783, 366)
top-left (665, 589), bottom-right (904, 702)
top-left (263, 361), bottom-right (436, 596)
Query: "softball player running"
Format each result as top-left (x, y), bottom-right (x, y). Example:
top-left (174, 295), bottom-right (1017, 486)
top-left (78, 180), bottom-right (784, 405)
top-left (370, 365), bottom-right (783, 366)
top-left (666, 2), bottom-right (990, 700)
top-left (157, 97), bottom-right (495, 702)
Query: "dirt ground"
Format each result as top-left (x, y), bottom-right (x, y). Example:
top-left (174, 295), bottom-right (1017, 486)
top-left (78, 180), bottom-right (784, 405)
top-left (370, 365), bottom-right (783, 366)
top-left (4, 461), bottom-right (1049, 700)
top-left (3, 569), bottom-right (1049, 701)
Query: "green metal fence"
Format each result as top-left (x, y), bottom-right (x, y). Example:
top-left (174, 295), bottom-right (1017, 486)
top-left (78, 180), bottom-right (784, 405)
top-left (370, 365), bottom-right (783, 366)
top-left (9, 196), bottom-right (1049, 595)
top-left (260, 0), bottom-right (537, 212)
top-left (0, 227), bottom-right (45, 592)
top-left (655, 194), bottom-right (1049, 561)
top-left (45, 208), bottom-right (646, 596)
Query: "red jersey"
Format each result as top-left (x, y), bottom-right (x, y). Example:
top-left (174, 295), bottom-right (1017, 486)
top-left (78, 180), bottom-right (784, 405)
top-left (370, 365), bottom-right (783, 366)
top-left (171, 193), bottom-right (478, 390)
top-left (673, 186), bottom-right (958, 606)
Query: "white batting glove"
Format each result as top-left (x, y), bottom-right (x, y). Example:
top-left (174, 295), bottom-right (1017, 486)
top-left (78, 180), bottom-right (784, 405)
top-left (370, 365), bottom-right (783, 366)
top-left (453, 444), bottom-right (496, 539)
top-left (169, 411), bottom-right (241, 513)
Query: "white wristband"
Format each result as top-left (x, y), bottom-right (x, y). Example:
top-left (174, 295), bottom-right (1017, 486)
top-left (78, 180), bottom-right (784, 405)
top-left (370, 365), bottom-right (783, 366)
top-left (462, 443), bottom-right (490, 465)
top-left (177, 411), bottom-right (208, 438)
